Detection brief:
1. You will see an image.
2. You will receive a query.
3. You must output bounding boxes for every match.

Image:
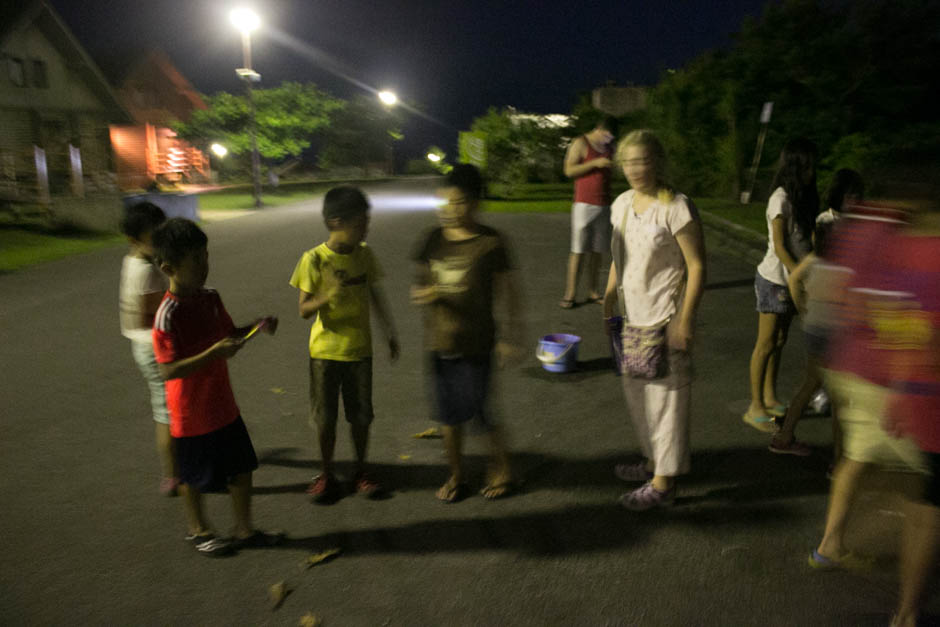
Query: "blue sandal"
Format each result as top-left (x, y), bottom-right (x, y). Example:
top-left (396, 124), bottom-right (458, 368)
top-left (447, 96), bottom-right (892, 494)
top-left (742, 413), bottom-right (779, 434)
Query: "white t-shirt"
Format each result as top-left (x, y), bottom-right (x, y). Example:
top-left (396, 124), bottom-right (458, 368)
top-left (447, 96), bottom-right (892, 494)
top-left (611, 189), bottom-right (696, 326)
top-left (756, 187), bottom-right (812, 285)
top-left (119, 254), bottom-right (168, 343)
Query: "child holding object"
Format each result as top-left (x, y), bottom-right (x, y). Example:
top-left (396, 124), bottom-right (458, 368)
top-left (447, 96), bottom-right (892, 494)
top-left (118, 202), bottom-right (176, 495)
top-left (411, 164), bottom-right (524, 503)
top-left (152, 218), bottom-right (281, 556)
top-left (289, 186), bottom-right (399, 504)
top-left (604, 130), bottom-right (706, 511)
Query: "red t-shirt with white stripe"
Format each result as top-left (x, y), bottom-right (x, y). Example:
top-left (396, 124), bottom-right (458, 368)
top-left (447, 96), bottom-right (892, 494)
top-left (152, 289), bottom-right (240, 437)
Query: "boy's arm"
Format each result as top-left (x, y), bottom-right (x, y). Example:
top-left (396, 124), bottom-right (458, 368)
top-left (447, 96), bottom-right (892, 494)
top-left (298, 282), bottom-right (339, 319)
top-left (787, 254), bottom-right (815, 314)
top-left (410, 262), bottom-right (437, 305)
top-left (493, 268), bottom-right (525, 366)
top-left (564, 137), bottom-right (609, 179)
top-left (369, 285), bottom-right (400, 361)
top-left (670, 220), bottom-right (707, 351)
top-left (158, 336), bottom-right (243, 381)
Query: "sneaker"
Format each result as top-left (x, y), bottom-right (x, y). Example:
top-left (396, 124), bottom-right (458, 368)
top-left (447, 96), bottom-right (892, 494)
top-left (620, 481), bottom-right (675, 511)
top-left (614, 462), bottom-right (653, 482)
top-left (306, 473), bottom-right (339, 504)
top-left (159, 477), bottom-right (180, 497)
top-left (353, 473), bottom-right (382, 498)
top-left (186, 533), bottom-right (233, 557)
top-left (768, 438), bottom-right (812, 456)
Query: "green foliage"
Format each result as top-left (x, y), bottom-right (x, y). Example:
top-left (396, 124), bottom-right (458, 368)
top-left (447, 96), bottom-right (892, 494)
top-left (175, 82), bottom-right (342, 162)
top-left (469, 107), bottom-right (570, 195)
top-left (317, 95), bottom-right (404, 172)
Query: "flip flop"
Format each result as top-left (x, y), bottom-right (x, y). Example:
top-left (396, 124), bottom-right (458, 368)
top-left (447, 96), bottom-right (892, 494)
top-left (559, 298), bottom-right (576, 309)
top-left (807, 549), bottom-right (874, 572)
top-left (480, 481), bottom-right (513, 500)
top-left (766, 404), bottom-right (787, 417)
top-left (586, 295), bottom-right (604, 305)
top-left (436, 481), bottom-right (468, 503)
top-left (742, 412), bottom-right (779, 434)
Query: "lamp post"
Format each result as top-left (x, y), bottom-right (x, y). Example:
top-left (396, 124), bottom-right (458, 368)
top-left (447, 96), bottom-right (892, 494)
top-left (230, 8), bottom-right (263, 208)
top-left (378, 90), bottom-right (397, 175)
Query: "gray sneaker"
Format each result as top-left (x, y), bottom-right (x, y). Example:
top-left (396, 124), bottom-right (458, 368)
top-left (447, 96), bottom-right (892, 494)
top-left (620, 481), bottom-right (675, 511)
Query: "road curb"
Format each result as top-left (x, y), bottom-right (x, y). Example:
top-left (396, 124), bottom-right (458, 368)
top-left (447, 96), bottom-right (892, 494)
top-left (698, 209), bottom-right (765, 267)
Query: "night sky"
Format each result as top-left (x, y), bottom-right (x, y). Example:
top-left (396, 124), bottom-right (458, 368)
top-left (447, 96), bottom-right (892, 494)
top-left (49, 0), bottom-right (771, 160)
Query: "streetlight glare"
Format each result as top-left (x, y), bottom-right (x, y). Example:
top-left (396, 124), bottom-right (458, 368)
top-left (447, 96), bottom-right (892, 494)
top-left (426, 153), bottom-right (442, 162)
top-left (230, 7), bottom-right (260, 33)
top-left (378, 90), bottom-right (398, 106)
top-left (210, 143), bottom-right (228, 158)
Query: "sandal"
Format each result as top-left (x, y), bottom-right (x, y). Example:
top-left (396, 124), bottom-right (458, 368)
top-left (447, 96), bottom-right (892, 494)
top-left (620, 481), bottom-right (675, 511)
top-left (614, 462), bottom-right (653, 482)
top-left (769, 438), bottom-right (812, 456)
top-left (186, 533), bottom-right (234, 557)
top-left (436, 480), bottom-right (468, 503)
top-left (481, 481), bottom-right (513, 500)
top-left (233, 529), bottom-right (285, 549)
top-left (807, 549), bottom-right (874, 572)
top-left (742, 412), bottom-right (779, 434)
top-left (558, 298), bottom-right (576, 309)
top-left (765, 403), bottom-right (787, 417)
top-left (586, 295), bottom-right (604, 305)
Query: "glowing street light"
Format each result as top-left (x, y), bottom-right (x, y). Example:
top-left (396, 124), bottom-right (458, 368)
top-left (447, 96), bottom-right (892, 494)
top-left (210, 143), bottom-right (228, 158)
top-left (230, 7), bottom-right (263, 208)
top-left (378, 90), bottom-right (398, 107)
top-left (426, 152), bottom-right (442, 162)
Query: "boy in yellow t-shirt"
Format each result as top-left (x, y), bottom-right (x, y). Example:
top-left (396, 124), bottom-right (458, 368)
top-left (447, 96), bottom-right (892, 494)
top-left (290, 186), bottom-right (399, 503)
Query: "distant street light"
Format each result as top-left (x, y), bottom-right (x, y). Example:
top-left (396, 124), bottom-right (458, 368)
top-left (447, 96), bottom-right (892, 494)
top-left (230, 7), bottom-right (263, 208)
top-left (210, 143), bottom-right (228, 158)
top-left (377, 90), bottom-right (399, 175)
top-left (378, 90), bottom-right (398, 107)
top-left (426, 152), bottom-right (442, 162)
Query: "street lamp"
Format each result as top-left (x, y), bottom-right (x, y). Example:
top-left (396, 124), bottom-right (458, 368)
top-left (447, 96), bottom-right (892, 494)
top-left (378, 90), bottom-right (397, 107)
top-left (230, 7), bottom-right (263, 208)
top-left (377, 90), bottom-right (398, 175)
top-left (210, 143), bottom-right (228, 158)
top-left (426, 152), bottom-right (441, 162)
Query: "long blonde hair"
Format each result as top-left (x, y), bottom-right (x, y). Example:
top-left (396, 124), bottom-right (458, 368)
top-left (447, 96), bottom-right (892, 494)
top-left (616, 129), bottom-right (674, 203)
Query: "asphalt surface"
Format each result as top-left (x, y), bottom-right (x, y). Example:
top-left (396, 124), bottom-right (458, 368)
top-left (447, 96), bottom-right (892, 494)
top-left (1, 178), bottom-right (935, 626)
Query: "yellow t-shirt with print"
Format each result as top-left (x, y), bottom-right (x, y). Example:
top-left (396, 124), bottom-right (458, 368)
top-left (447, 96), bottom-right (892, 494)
top-left (289, 242), bottom-right (381, 361)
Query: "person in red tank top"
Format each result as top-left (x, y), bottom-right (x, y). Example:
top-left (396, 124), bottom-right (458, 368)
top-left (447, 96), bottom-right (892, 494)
top-left (560, 115), bottom-right (616, 309)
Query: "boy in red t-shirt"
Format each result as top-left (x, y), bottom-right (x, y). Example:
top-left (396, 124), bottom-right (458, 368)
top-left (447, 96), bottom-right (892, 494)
top-left (152, 218), bottom-right (280, 556)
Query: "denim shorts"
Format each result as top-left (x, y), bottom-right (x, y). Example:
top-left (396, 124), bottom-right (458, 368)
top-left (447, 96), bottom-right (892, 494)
top-left (431, 353), bottom-right (496, 431)
top-left (754, 272), bottom-right (795, 315)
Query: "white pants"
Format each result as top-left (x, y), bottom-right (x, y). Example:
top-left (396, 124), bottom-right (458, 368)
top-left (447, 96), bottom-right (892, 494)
top-left (570, 203), bottom-right (611, 253)
top-left (621, 350), bottom-right (692, 476)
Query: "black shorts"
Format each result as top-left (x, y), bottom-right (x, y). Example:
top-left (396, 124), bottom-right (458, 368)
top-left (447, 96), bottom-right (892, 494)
top-left (431, 353), bottom-right (495, 430)
top-left (308, 358), bottom-right (374, 429)
top-left (173, 417), bottom-right (258, 493)
top-left (926, 452), bottom-right (940, 507)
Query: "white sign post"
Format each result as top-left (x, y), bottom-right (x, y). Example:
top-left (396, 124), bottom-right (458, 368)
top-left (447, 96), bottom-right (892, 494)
top-left (69, 144), bottom-right (84, 198)
top-left (34, 146), bottom-right (50, 205)
top-left (741, 101), bottom-right (773, 204)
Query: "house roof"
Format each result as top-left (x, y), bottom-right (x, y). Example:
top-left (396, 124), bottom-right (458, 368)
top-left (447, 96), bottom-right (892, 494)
top-left (0, 0), bottom-right (131, 122)
top-left (117, 49), bottom-right (208, 124)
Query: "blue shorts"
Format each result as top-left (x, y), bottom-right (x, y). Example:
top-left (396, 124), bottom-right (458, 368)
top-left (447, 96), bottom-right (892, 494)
top-left (173, 417), bottom-right (258, 493)
top-left (754, 272), bottom-right (795, 315)
top-left (431, 353), bottom-right (496, 430)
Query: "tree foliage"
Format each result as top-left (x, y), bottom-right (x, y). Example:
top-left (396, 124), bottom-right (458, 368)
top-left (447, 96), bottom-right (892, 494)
top-left (175, 82), bottom-right (342, 162)
top-left (316, 95), bottom-right (404, 172)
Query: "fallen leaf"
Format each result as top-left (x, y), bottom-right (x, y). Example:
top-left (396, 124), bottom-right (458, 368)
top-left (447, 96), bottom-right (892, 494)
top-left (412, 427), bottom-right (441, 439)
top-left (298, 613), bottom-right (322, 627)
top-left (398, 454), bottom-right (412, 461)
top-left (303, 548), bottom-right (342, 569)
top-left (270, 387), bottom-right (286, 395)
top-left (270, 581), bottom-right (290, 610)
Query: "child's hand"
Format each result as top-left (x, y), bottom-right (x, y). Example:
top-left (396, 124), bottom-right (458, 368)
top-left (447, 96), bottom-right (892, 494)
top-left (212, 336), bottom-right (244, 359)
top-left (410, 285), bottom-right (438, 305)
top-left (320, 275), bottom-right (341, 307)
top-left (388, 336), bottom-right (400, 362)
top-left (666, 319), bottom-right (694, 351)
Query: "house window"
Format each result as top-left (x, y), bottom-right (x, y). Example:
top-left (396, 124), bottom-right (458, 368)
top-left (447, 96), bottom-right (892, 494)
top-left (8, 57), bottom-right (25, 87)
top-left (32, 60), bottom-right (48, 88)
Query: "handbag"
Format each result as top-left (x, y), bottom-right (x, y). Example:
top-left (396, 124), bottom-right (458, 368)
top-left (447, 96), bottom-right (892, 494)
top-left (610, 198), bottom-right (670, 379)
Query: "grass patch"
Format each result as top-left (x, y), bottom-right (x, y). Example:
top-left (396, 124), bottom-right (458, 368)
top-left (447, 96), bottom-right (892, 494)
top-left (0, 223), bottom-right (122, 272)
top-left (197, 178), bottom-right (400, 210)
top-left (483, 199), bottom-right (573, 213)
top-left (695, 198), bottom-right (766, 235)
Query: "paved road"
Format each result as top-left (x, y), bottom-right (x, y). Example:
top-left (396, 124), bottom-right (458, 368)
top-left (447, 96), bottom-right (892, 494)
top-left (0, 179), bottom-right (933, 625)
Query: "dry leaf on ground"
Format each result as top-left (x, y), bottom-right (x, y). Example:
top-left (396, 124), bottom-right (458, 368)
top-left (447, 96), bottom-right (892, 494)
top-left (411, 427), bottom-right (441, 439)
top-left (303, 548), bottom-right (342, 569)
top-left (298, 613), bottom-right (322, 627)
top-left (270, 387), bottom-right (286, 394)
top-left (398, 454), bottom-right (412, 460)
top-left (269, 581), bottom-right (290, 610)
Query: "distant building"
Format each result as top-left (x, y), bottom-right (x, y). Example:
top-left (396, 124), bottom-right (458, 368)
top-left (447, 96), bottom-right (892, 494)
top-left (592, 85), bottom-right (648, 117)
top-left (0, 0), bottom-right (130, 200)
top-left (110, 50), bottom-right (210, 190)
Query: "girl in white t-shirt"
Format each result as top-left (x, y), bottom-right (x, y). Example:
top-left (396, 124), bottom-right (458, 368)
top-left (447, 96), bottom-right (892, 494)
top-left (603, 130), bottom-right (706, 510)
top-left (743, 138), bottom-right (819, 433)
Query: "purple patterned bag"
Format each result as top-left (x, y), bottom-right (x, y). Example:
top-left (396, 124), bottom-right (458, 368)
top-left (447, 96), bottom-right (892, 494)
top-left (615, 319), bottom-right (668, 379)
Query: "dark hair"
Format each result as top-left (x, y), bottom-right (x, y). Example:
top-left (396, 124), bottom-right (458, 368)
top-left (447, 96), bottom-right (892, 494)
top-left (813, 219), bottom-right (834, 258)
top-left (121, 202), bottom-right (166, 239)
top-left (771, 137), bottom-right (819, 242)
top-left (445, 163), bottom-right (485, 201)
top-left (825, 168), bottom-right (864, 213)
top-left (596, 115), bottom-right (618, 135)
top-left (323, 186), bottom-right (370, 227)
top-left (151, 218), bottom-right (208, 266)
